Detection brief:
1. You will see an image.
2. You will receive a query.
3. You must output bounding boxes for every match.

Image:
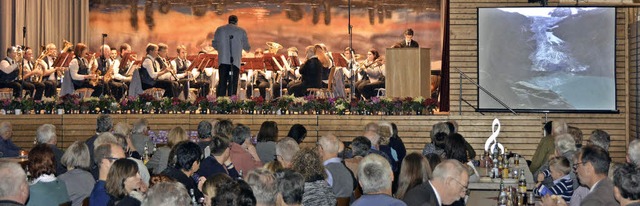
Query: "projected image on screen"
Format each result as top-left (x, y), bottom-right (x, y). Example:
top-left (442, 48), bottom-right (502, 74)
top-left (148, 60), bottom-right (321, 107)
top-left (478, 7), bottom-right (616, 112)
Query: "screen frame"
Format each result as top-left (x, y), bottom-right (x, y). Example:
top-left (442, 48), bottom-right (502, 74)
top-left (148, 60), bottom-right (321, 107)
top-left (475, 6), bottom-right (618, 114)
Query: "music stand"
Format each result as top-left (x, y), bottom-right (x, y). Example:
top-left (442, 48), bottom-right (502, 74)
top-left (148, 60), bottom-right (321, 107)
top-left (332, 53), bottom-right (348, 68)
top-left (120, 52), bottom-right (137, 76)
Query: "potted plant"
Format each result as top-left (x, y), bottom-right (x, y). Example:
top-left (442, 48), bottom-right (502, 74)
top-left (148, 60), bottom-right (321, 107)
top-left (333, 98), bottom-right (349, 115)
top-left (195, 96), bottom-right (209, 114)
top-left (411, 96), bottom-right (426, 115)
top-left (243, 98), bottom-right (256, 114)
top-left (41, 97), bottom-right (56, 114)
top-left (277, 95), bottom-right (294, 114)
top-left (423, 98), bottom-right (438, 114)
top-left (98, 96), bottom-right (116, 114)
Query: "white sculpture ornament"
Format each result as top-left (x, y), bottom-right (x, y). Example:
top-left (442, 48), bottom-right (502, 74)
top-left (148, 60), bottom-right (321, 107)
top-left (484, 118), bottom-right (505, 155)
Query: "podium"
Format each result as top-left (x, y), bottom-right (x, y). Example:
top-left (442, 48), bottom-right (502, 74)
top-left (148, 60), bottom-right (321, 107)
top-left (385, 48), bottom-right (431, 98)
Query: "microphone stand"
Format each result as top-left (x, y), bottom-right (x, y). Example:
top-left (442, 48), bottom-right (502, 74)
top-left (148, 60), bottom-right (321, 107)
top-left (347, 0), bottom-right (355, 100)
top-left (229, 35), bottom-right (234, 97)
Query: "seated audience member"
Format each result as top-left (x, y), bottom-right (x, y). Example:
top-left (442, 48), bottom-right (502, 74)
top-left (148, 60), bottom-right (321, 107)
top-left (568, 126), bottom-right (584, 149)
top-left (613, 164), bottom-right (640, 206)
top-left (388, 123), bottom-right (407, 166)
top-left (90, 143), bottom-right (126, 206)
top-left (197, 121), bottom-right (214, 154)
top-left (287, 124), bottom-right (307, 144)
top-left (589, 129), bottom-right (610, 150)
top-left (58, 141), bottom-right (95, 206)
top-left (0, 121), bottom-right (20, 157)
top-left (543, 145), bottom-right (618, 206)
top-left (403, 159), bottom-right (469, 206)
top-left (147, 126), bottom-right (189, 174)
top-left (628, 139), bottom-right (640, 165)
top-left (352, 154), bottom-right (407, 206)
top-left (362, 123), bottom-right (394, 170)
top-left (230, 124), bottom-right (263, 174)
top-left (113, 133), bottom-right (150, 187)
top-left (0, 162), bottom-right (29, 206)
top-left (263, 161), bottom-right (284, 173)
top-left (425, 153), bottom-right (442, 172)
top-left (35, 124), bottom-right (66, 175)
top-left (202, 174), bottom-right (234, 206)
top-left (161, 141), bottom-right (205, 202)
top-left (537, 134), bottom-right (578, 190)
top-left (291, 147), bottom-right (336, 206)
top-left (130, 119), bottom-right (155, 156)
top-left (197, 137), bottom-right (240, 179)
top-left (444, 121), bottom-right (475, 160)
top-left (148, 175), bottom-right (175, 188)
top-left (275, 169), bottom-right (305, 206)
top-left (142, 181), bottom-right (191, 206)
top-left (112, 122), bottom-right (132, 138)
top-left (534, 156), bottom-right (574, 203)
top-left (444, 133), bottom-right (469, 163)
top-left (378, 122), bottom-right (400, 169)
top-left (214, 119), bottom-right (234, 140)
top-left (245, 168), bottom-right (277, 206)
top-left (275, 137), bottom-right (299, 169)
top-left (317, 134), bottom-right (354, 198)
top-left (256, 121), bottom-right (278, 164)
top-left (212, 179), bottom-right (256, 206)
top-left (106, 159), bottom-right (144, 205)
top-left (26, 144), bottom-right (70, 206)
top-left (422, 122), bottom-right (449, 158)
top-left (395, 153), bottom-right (432, 199)
top-left (87, 114), bottom-right (114, 171)
top-left (530, 121), bottom-right (567, 174)
top-left (344, 136), bottom-right (371, 174)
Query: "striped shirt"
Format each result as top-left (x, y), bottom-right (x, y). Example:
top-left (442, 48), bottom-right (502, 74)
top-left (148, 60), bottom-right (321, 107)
top-left (534, 170), bottom-right (574, 203)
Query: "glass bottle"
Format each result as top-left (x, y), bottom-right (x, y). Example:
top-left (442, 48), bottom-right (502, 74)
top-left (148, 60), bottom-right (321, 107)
top-left (518, 169), bottom-right (527, 194)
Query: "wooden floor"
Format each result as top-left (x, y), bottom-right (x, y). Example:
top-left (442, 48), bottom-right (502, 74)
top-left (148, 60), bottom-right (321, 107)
top-left (4, 113), bottom-right (622, 162)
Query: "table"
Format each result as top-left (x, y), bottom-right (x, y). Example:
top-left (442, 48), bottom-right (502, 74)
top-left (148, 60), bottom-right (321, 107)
top-left (469, 157), bottom-right (536, 190)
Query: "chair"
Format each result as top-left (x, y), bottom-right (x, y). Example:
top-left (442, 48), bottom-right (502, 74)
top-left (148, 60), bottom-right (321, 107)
top-left (375, 88), bottom-right (386, 97)
top-left (336, 197), bottom-right (350, 206)
top-left (307, 66), bottom-right (336, 98)
top-left (0, 88), bottom-right (13, 100)
top-left (143, 88), bottom-right (165, 100)
top-left (74, 88), bottom-right (94, 99)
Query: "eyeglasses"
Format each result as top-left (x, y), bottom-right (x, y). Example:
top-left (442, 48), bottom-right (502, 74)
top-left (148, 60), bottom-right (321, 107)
top-left (573, 162), bottom-right (586, 170)
top-left (452, 178), bottom-right (468, 193)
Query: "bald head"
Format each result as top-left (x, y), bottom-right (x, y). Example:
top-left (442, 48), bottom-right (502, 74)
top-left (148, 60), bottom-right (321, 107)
top-left (0, 121), bottom-right (12, 140)
top-left (318, 134), bottom-right (340, 156)
top-left (0, 162), bottom-right (28, 204)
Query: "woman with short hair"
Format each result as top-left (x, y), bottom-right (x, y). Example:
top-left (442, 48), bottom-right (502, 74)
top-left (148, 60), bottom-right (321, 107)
top-left (26, 144), bottom-right (70, 206)
top-left (58, 141), bottom-right (95, 206)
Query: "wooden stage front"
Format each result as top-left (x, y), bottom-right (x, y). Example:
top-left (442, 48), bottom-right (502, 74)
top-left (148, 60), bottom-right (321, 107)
top-left (0, 113), bottom-right (586, 161)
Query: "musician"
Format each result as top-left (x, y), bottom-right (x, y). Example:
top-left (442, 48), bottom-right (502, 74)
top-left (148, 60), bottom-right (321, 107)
top-left (139, 43), bottom-right (180, 98)
top-left (317, 44), bottom-right (333, 88)
top-left (171, 45), bottom-right (210, 98)
top-left (0, 47), bottom-right (24, 98)
top-left (21, 47), bottom-right (45, 100)
top-left (107, 48), bottom-right (129, 100)
top-left (246, 49), bottom-right (269, 98)
top-left (117, 43), bottom-right (132, 62)
top-left (40, 43), bottom-right (60, 97)
top-left (399, 29), bottom-right (419, 48)
top-left (212, 15), bottom-right (251, 97)
top-left (272, 47), bottom-right (301, 98)
top-left (356, 49), bottom-right (385, 100)
top-left (288, 45), bottom-right (323, 97)
top-left (68, 43), bottom-right (105, 97)
top-left (332, 47), bottom-right (360, 98)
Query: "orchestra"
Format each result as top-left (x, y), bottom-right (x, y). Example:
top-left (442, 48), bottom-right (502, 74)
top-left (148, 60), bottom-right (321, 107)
top-left (68, 43), bottom-right (105, 97)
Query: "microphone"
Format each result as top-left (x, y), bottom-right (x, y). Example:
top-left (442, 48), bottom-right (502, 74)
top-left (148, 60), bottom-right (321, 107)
top-left (230, 35), bottom-right (234, 39)
top-left (102, 33), bottom-right (108, 38)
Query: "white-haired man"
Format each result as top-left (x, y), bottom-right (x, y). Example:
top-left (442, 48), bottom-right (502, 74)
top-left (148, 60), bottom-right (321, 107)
top-left (276, 137), bottom-right (299, 169)
top-left (36, 124), bottom-right (66, 175)
top-left (318, 134), bottom-right (354, 198)
top-left (626, 139), bottom-right (640, 166)
top-left (0, 162), bottom-right (29, 205)
top-left (352, 154), bottom-right (406, 206)
top-left (0, 121), bottom-right (20, 157)
top-left (403, 159), bottom-right (469, 206)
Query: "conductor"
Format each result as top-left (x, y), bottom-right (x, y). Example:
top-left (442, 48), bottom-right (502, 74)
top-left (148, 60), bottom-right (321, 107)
top-left (213, 15), bottom-right (251, 96)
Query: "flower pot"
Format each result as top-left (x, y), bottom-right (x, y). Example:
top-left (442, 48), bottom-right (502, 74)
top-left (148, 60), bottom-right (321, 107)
top-left (0, 109), bottom-right (5, 115)
top-left (57, 109), bottom-right (65, 115)
top-left (200, 109), bottom-right (207, 114)
top-left (45, 110), bottom-right (52, 114)
top-left (14, 109), bottom-right (21, 115)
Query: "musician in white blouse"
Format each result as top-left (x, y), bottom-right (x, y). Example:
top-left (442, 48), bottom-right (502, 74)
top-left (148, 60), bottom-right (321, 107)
top-left (68, 43), bottom-right (104, 97)
top-left (355, 48), bottom-right (385, 100)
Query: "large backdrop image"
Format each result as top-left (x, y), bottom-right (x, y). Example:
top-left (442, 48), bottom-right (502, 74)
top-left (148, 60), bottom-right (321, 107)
top-left (88, 0), bottom-right (442, 63)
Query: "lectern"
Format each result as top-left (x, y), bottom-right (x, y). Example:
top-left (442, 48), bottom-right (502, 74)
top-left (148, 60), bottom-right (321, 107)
top-left (385, 48), bottom-right (431, 98)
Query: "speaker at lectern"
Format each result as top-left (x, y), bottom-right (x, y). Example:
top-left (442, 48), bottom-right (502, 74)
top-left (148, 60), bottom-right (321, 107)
top-left (384, 48), bottom-right (431, 98)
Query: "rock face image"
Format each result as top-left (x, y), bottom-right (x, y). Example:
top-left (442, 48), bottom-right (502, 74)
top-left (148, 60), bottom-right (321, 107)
top-left (478, 7), bottom-right (615, 112)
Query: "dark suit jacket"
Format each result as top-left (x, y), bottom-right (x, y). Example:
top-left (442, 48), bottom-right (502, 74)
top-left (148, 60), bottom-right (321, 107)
top-left (403, 182), bottom-right (439, 206)
top-left (581, 178), bottom-right (619, 206)
top-left (299, 57), bottom-right (323, 88)
top-left (399, 40), bottom-right (419, 48)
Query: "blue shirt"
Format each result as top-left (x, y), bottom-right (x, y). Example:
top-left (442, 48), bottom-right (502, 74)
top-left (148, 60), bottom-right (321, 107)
top-left (352, 194), bottom-right (407, 206)
top-left (0, 137), bottom-right (21, 157)
top-left (89, 180), bottom-right (110, 206)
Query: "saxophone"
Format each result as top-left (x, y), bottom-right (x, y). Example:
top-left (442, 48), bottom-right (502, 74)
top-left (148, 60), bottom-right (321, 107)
top-left (103, 59), bottom-right (115, 83)
top-left (31, 49), bottom-right (48, 83)
top-left (88, 54), bottom-right (101, 86)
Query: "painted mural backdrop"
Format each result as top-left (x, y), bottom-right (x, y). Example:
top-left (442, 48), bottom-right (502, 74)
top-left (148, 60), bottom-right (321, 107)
top-left (89, 0), bottom-right (441, 64)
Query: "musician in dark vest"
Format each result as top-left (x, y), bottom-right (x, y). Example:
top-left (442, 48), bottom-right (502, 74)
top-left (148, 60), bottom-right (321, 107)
top-left (68, 43), bottom-right (105, 97)
top-left (138, 43), bottom-right (180, 98)
top-left (20, 47), bottom-right (45, 100)
top-left (0, 47), bottom-right (24, 98)
top-left (39, 43), bottom-right (60, 97)
top-left (171, 45), bottom-right (210, 98)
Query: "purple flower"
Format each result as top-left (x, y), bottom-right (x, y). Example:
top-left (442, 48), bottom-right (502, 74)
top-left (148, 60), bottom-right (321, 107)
top-left (371, 96), bottom-right (380, 104)
top-left (230, 95), bottom-right (239, 102)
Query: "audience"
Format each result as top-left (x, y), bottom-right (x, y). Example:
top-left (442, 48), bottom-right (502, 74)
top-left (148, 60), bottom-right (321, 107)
top-left (197, 120), bottom-right (214, 155)
top-left (212, 179), bottom-right (256, 206)
top-left (403, 159), bottom-right (469, 206)
top-left (58, 141), bottom-right (95, 206)
top-left (202, 174), bottom-right (234, 206)
top-left (0, 121), bottom-right (20, 157)
top-left (0, 162), bottom-right (29, 205)
top-left (86, 114), bottom-right (114, 169)
top-left (26, 144), bottom-right (70, 206)
top-left (568, 126), bottom-right (584, 149)
top-left (352, 153), bottom-right (406, 206)
top-left (395, 153), bottom-right (432, 199)
top-left (147, 126), bottom-right (188, 174)
top-left (317, 134), bottom-right (354, 198)
top-left (106, 159), bottom-right (144, 205)
top-left (230, 124), bottom-right (263, 173)
top-left (142, 181), bottom-right (191, 206)
top-left (445, 121), bottom-right (476, 160)
top-left (161, 141), bottom-right (205, 202)
top-left (363, 123), bottom-right (394, 170)
top-left (537, 134), bottom-right (578, 189)
top-left (35, 124), bottom-right (66, 175)
top-left (422, 122), bottom-right (448, 158)
top-left (197, 137), bottom-right (240, 179)
top-left (90, 143), bottom-right (126, 206)
top-left (534, 156), bottom-right (574, 203)
top-left (531, 121), bottom-right (568, 174)
top-left (275, 169), bottom-right (305, 206)
top-left (287, 124), bottom-right (307, 144)
top-left (245, 168), bottom-right (277, 206)
top-left (627, 139), bottom-right (640, 165)
top-left (344, 136), bottom-right (371, 174)
top-left (112, 122), bottom-right (132, 137)
top-left (263, 161), bottom-right (284, 173)
top-left (387, 122), bottom-right (407, 167)
top-left (130, 119), bottom-right (154, 157)
top-left (275, 137), bottom-right (300, 169)
top-left (291, 147), bottom-right (336, 206)
top-left (214, 119), bottom-right (235, 140)
top-left (613, 163), bottom-right (640, 206)
top-left (256, 121), bottom-right (278, 164)
top-left (589, 129), bottom-right (611, 151)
